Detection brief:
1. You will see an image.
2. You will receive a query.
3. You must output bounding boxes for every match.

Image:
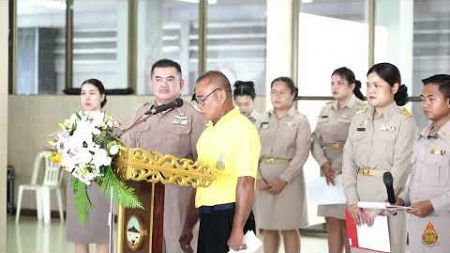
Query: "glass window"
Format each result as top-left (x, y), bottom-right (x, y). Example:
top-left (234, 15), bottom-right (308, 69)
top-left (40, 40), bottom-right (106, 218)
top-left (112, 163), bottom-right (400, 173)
top-left (375, 0), bottom-right (450, 126)
top-left (207, 0), bottom-right (267, 96)
top-left (16, 0), bottom-right (66, 94)
top-left (298, 0), bottom-right (369, 97)
top-left (72, 0), bottom-right (129, 89)
top-left (136, 0), bottom-right (199, 95)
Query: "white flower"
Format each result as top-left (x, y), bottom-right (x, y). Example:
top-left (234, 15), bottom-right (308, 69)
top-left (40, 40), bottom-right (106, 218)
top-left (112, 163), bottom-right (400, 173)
top-left (109, 145), bottom-right (120, 155)
top-left (92, 149), bottom-right (112, 169)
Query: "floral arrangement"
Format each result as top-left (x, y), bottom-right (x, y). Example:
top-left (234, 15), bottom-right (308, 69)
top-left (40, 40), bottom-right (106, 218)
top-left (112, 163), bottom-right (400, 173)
top-left (49, 111), bottom-right (142, 224)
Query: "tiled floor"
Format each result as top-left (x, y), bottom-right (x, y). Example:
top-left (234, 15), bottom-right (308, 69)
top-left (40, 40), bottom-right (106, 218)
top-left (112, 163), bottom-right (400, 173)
top-left (6, 215), bottom-right (329, 253)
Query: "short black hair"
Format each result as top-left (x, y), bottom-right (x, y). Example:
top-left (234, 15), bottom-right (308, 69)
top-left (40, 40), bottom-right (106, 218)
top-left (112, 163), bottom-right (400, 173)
top-left (270, 76), bottom-right (298, 98)
top-left (81, 78), bottom-right (107, 108)
top-left (151, 59), bottom-right (182, 77)
top-left (422, 74), bottom-right (450, 101)
top-left (233, 81), bottom-right (256, 100)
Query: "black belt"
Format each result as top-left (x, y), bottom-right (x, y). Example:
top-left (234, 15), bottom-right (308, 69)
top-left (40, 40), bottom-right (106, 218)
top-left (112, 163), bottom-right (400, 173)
top-left (199, 203), bottom-right (235, 214)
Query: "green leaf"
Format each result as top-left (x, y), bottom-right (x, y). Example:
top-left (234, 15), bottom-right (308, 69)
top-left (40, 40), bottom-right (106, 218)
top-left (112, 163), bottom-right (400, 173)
top-left (99, 167), bottom-right (143, 210)
top-left (71, 177), bottom-right (92, 225)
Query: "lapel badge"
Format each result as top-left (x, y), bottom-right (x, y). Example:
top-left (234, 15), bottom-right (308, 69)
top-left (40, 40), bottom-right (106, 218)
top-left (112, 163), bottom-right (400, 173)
top-left (430, 148), bottom-right (446, 156)
top-left (172, 115), bottom-right (189, 125)
top-left (380, 125), bottom-right (396, 131)
top-left (287, 121), bottom-right (297, 127)
top-left (422, 221), bottom-right (439, 247)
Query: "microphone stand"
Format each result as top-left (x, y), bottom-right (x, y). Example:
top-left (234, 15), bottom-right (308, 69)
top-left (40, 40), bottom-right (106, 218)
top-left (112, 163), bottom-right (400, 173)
top-left (108, 187), bottom-right (114, 253)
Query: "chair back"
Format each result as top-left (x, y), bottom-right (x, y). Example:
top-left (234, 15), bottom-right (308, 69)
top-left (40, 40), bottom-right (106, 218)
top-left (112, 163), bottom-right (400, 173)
top-left (30, 151), bottom-right (48, 185)
top-left (42, 155), bottom-right (62, 187)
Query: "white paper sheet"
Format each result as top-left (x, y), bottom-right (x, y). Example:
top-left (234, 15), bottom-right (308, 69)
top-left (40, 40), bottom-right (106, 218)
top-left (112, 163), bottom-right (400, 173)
top-left (308, 175), bottom-right (346, 205)
top-left (227, 231), bottom-right (262, 253)
top-left (356, 215), bottom-right (391, 252)
top-left (358, 201), bottom-right (412, 210)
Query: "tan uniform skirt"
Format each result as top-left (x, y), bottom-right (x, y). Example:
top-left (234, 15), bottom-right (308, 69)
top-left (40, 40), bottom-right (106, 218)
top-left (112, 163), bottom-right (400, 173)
top-left (317, 204), bottom-right (347, 220)
top-left (254, 162), bottom-right (308, 230)
top-left (66, 175), bottom-right (109, 244)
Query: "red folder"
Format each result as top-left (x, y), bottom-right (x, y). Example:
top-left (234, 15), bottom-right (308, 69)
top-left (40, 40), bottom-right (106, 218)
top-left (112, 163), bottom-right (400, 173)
top-left (345, 210), bottom-right (390, 253)
top-left (345, 209), bottom-right (359, 248)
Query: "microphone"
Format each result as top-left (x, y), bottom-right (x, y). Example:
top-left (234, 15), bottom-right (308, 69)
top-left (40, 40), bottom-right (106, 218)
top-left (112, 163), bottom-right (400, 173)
top-left (383, 172), bottom-right (396, 204)
top-left (145, 98), bottom-right (183, 115)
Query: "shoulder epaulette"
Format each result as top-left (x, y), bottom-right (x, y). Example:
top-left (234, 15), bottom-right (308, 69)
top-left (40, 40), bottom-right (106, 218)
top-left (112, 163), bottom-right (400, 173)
top-left (355, 104), bottom-right (368, 114)
top-left (399, 107), bottom-right (412, 118)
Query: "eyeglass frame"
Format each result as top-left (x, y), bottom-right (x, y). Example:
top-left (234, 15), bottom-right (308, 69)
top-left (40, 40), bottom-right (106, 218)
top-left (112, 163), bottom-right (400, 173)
top-left (192, 87), bottom-right (222, 106)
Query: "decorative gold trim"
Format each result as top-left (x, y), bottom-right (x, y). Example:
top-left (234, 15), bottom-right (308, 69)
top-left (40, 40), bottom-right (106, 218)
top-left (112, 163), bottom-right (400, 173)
top-left (114, 148), bottom-right (217, 188)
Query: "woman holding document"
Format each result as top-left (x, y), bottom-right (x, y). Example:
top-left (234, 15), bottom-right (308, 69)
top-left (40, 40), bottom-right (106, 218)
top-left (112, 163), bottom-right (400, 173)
top-left (311, 67), bottom-right (365, 253)
top-left (342, 63), bottom-right (417, 253)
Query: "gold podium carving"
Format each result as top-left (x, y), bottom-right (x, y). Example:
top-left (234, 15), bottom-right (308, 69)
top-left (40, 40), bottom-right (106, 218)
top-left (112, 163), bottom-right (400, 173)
top-left (114, 148), bottom-right (217, 253)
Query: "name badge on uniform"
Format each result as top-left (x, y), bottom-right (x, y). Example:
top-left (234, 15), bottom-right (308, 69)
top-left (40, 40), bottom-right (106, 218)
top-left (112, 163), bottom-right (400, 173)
top-left (422, 221), bottom-right (439, 247)
top-left (172, 115), bottom-right (189, 125)
top-left (216, 154), bottom-right (226, 170)
top-left (287, 121), bottom-right (297, 127)
top-left (430, 148), bottom-right (446, 156)
top-left (356, 120), bottom-right (367, 131)
top-left (380, 125), bottom-right (396, 131)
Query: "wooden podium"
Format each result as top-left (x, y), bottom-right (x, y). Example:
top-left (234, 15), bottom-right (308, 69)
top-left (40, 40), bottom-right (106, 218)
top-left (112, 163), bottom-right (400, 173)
top-left (114, 148), bottom-right (216, 253)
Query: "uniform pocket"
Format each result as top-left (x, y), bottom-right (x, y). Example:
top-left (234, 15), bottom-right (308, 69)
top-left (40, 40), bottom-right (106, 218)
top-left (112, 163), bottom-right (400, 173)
top-left (419, 155), bottom-right (449, 186)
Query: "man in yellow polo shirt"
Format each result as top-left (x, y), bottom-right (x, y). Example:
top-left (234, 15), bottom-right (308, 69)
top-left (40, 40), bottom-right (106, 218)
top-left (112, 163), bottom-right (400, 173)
top-left (181, 70), bottom-right (260, 253)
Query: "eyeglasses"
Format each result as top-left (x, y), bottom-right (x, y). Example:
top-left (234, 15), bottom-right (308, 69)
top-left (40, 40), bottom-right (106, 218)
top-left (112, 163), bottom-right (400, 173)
top-left (152, 76), bottom-right (177, 84)
top-left (192, 88), bottom-right (222, 107)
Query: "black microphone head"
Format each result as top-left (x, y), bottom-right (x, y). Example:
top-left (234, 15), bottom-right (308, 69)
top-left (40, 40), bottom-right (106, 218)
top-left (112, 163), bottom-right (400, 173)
top-left (383, 171), bottom-right (396, 204)
top-left (383, 172), bottom-right (393, 185)
top-left (174, 98), bottom-right (184, 107)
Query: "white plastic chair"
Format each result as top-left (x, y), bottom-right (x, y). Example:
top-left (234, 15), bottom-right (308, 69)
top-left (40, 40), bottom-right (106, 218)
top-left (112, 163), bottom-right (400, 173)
top-left (16, 151), bottom-right (64, 224)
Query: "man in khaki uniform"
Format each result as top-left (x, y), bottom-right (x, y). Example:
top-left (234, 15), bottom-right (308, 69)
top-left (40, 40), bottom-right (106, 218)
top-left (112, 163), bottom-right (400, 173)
top-left (342, 103), bottom-right (417, 253)
top-left (398, 74), bottom-right (450, 253)
top-left (122, 59), bottom-right (205, 253)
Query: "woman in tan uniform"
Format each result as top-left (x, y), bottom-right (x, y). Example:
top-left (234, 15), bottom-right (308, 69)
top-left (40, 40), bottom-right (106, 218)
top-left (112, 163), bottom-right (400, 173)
top-left (254, 77), bottom-right (311, 253)
top-left (66, 79), bottom-right (109, 253)
top-left (311, 67), bottom-right (365, 253)
top-left (343, 63), bottom-right (417, 253)
top-left (233, 80), bottom-right (262, 124)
